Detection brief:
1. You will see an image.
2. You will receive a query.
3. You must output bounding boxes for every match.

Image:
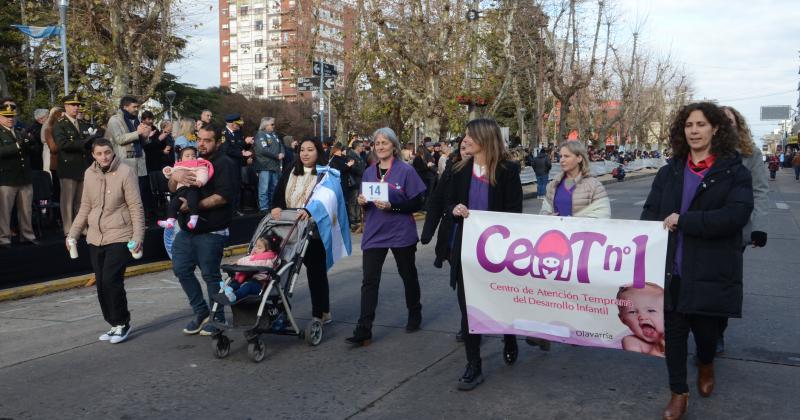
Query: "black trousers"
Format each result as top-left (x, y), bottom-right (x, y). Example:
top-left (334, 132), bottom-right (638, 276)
top-left (357, 245), bottom-right (421, 329)
top-left (303, 237), bottom-right (329, 318)
top-left (457, 272), bottom-right (515, 363)
top-left (138, 176), bottom-right (154, 219)
top-left (89, 243), bottom-right (132, 327)
top-left (665, 275), bottom-right (721, 394)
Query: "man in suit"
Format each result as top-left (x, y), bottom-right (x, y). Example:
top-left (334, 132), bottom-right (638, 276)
top-left (0, 102), bottom-right (37, 247)
top-left (53, 93), bottom-right (92, 236)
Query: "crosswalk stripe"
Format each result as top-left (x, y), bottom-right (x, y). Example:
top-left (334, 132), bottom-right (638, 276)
top-left (776, 202), bottom-right (789, 210)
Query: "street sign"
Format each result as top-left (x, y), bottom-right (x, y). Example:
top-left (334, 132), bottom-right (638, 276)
top-left (761, 105), bottom-right (791, 120)
top-left (297, 76), bottom-right (335, 92)
top-left (313, 62), bottom-right (338, 77)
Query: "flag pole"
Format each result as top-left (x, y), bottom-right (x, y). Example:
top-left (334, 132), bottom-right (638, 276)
top-left (58, 0), bottom-right (69, 95)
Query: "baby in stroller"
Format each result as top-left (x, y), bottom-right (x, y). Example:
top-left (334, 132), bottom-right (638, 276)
top-left (220, 232), bottom-right (282, 304)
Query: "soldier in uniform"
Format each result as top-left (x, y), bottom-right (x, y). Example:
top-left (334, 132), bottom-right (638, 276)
top-left (0, 102), bottom-right (37, 247)
top-left (53, 93), bottom-right (91, 236)
top-left (221, 114), bottom-right (253, 213)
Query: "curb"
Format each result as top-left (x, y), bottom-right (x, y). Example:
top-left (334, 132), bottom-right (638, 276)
top-left (0, 243), bottom-right (250, 303)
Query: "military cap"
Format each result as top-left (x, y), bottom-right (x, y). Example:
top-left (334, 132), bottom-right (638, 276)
top-left (0, 103), bottom-right (17, 117)
top-left (63, 93), bottom-right (83, 106)
top-left (225, 113), bottom-right (244, 125)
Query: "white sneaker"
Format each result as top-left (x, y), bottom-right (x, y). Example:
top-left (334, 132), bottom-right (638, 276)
top-left (109, 324), bottom-right (132, 344)
top-left (99, 327), bottom-right (117, 341)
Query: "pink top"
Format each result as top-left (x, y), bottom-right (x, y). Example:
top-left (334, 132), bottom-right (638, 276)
top-left (163, 158), bottom-right (214, 188)
top-left (234, 250), bottom-right (278, 283)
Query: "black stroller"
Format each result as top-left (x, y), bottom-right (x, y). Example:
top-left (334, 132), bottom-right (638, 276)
top-left (209, 209), bottom-right (323, 362)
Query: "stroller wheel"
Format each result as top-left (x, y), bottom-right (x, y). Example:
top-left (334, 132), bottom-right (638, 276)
top-left (212, 335), bottom-right (231, 359)
top-left (248, 336), bottom-right (267, 363)
top-left (305, 319), bottom-right (324, 346)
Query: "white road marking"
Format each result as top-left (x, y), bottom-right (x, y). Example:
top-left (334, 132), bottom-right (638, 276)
top-left (776, 202), bottom-right (789, 210)
top-left (160, 278), bottom-right (179, 286)
top-left (0, 307), bottom-right (27, 315)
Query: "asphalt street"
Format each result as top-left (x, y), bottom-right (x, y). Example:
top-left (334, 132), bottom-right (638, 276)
top-left (0, 171), bottom-right (798, 419)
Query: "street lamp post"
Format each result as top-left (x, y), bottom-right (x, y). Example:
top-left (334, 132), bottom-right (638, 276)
top-left (165, 90), bottom-right (176, 120)
top-left (519, 107), bottom-right (527, 148)
top-left (312, 113), bottom-right (319, 137)
top-left (58, 0), bottom-right (69, 95)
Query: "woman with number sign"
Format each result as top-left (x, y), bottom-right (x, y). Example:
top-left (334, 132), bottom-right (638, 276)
top-left (641, 102), bottom-right (753, 420)
top-left (270, 139), bottom-right (332, 324)
top-left (444, 118), bottom-right (523, 391)
top-left (346, 127), bottom-right (427, 346)
top-left (528, 140), bottom-right (611, 350)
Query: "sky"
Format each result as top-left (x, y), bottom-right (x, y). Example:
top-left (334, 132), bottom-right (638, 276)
top-left (170, 0), bottom-right (800, 142)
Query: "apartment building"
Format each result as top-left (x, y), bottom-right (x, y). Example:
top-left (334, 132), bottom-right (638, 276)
top-left (218, 0), bottom-right (353, 100)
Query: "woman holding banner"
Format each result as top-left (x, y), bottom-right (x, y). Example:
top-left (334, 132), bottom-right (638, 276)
top-left (270, 138), bottom-right (332, 324)
top-left (346, 127), bottom-right (427, 346)
top-left (641, 102), bottom-right (752, 420)
top-left (528, 140), bottom-right (611, 350)
top-left (446, 118), bottom-right (523, 391)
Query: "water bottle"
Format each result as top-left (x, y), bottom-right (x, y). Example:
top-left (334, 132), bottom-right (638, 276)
top-left (272, 313), bottom-right (285, 331)
top-left (127, 240), bottom-right (143, 259)
top-left (67, 237), bottom-right (78, 259)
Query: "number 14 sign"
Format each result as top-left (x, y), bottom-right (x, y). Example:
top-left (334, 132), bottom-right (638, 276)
top-left (362, 182), bottom-right (389, 202)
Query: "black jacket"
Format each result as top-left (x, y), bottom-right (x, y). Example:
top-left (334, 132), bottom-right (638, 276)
top-left (0, 126), bottom-right (32, 186)
top-left (421, 159), bottom-right (455, 268)
top-left (641, 154), bottom-right (753, 317)
top-left (445, 159), bottom-right (523, 288)
top-left (532, 154), bottom-right (552, 176)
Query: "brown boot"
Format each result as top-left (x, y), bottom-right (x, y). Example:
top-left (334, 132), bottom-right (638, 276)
top-left (662, 392), bottom-right (688, 420)
top-left (697, 362), bottom-right (715, 397)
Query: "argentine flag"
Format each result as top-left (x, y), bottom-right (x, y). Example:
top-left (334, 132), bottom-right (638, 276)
top-left (12, 25), bottom-right (61, 39)
top-left (305, 166), bottom-right (352, 270)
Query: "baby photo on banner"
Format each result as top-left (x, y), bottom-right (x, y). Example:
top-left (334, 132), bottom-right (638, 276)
top-left (461, 211), bottom-right (668, 357)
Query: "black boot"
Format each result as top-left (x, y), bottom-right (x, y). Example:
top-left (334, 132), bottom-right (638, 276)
top-left (455, 329), bottom-right (465, 343)
top-left (406, 307), bottom-right (422, 333)
top-left (503, 336), bottom-right (518, 365)
top-left (457, 359), bottom-right (484, 391)
top-left (716, 333), bottom-right (725, 354)
top-left (345, 325), bottom-right (372, 346)
top-left (525, 336), bottom-right (551, 351)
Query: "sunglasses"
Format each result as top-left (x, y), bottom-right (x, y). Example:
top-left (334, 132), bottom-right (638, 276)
top-left (2, 103), bottom-right (17, 111)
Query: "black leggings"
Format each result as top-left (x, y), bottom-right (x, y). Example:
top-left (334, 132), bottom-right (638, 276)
top-left (357, 245), bottom-right (421, 329)
top-left (457, 271), bottom-right (515, 363)
top-left (167, 186), bottom-right (200, 219)
top-left (303, 237), bottom-right (329, 318)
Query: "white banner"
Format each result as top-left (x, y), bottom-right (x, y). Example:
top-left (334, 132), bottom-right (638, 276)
top-left (462, 211), bottom-right (668, 357)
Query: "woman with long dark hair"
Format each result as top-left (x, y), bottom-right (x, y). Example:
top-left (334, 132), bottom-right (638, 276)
top-left (641, 102), bottom-right (753, 419)
top-left (270, 138), bottom-right (332, 324)
top-left (444, 118), bottom-right (523, 391)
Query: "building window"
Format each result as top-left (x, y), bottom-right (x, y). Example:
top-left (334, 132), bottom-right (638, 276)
top-left (223, 72), bottom-right (229, 78)
top-left (255, 70), bottom-right (263, 79)
top-left (255, 87), bottom-right (264, 96)
top-left (222, 23), bottom-right (229, 30)
top-left (222, 40), bottom-right (229, 46)
top-left (255, 54), bottom-right (263, 63)
top-left (255, 20), bottom-right (263, 30)
top-left (222, 56), bottom-right (229, 63)
top-left (240, 6), bottom-right (248, 16)
top-left (254, 39), bottom-right (263, 47)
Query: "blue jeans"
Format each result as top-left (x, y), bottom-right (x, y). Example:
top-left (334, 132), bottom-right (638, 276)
top-left (536, 175), bottom-right (548, 197)
top-left (231, 280), bottom-right (262, 300)
top-left (794, 166), bottom-right (800, 180)
top-left (172, 230), bottom-right (227, 320)
top-left (258, 170), bottom-right (280, 211)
